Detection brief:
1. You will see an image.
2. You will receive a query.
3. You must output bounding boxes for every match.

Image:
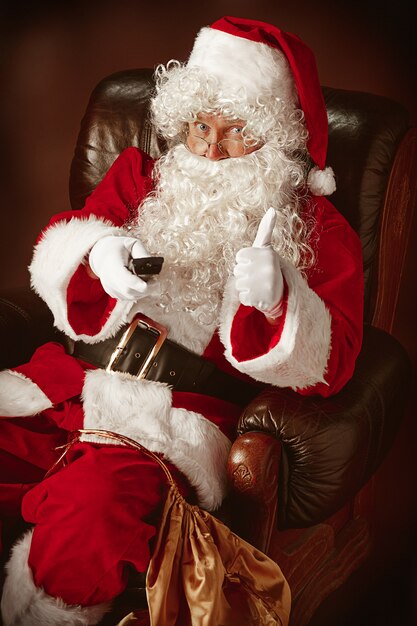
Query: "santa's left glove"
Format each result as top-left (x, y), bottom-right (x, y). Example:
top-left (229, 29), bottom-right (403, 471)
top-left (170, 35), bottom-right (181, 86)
top-left (234, 208), bottom-right (284, 318)
top-left (89, 235), bottom-right (150, 300)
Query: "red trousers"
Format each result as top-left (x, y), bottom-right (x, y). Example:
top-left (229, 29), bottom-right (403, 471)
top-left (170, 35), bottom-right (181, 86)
top-left (0, 414), bottom-right (66, 521)
top-left (0, 416), bottom-right (192, 607)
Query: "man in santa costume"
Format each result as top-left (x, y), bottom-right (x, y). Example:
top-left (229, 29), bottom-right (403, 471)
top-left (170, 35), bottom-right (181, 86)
top-left (0, 16), bottom-right (363, 625)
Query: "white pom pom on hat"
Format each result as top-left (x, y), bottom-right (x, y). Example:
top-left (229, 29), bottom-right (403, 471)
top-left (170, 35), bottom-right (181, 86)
top-left (187, 16), bottom-right (336, 196)
top-left (307, 166), bottom-right (337, 196)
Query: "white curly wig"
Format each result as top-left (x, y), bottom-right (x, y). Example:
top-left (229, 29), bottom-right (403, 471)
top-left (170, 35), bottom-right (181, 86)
top-left (151, 60), bottom-right (306, 151)
top-left (135, 30), bottom-right (319, 322)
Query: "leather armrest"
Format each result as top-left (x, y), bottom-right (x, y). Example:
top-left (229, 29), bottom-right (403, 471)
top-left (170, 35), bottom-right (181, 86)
top-left (227, 432), bottom-right (281, 553)
top-left (233, 325), bottom-right (411, 529)
top-left (0, 288), bottom-right (62, 370)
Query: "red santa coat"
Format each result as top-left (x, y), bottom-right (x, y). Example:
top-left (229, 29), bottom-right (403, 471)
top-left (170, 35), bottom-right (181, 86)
top-left (28, 146), bottom-right (363, 393)
top-left (0, 147), bottom-right (363, 615)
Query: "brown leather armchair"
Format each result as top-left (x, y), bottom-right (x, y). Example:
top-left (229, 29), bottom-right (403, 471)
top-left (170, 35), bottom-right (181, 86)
top-left (0, 69), bottom-right (415, 626)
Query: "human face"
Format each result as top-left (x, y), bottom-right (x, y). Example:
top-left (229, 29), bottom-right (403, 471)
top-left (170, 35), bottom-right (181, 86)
top-left (186, 113), bottom-right (260, 161)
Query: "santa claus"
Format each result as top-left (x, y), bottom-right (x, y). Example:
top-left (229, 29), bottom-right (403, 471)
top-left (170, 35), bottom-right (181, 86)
top-left (0, 16), bottom-right (363, 625)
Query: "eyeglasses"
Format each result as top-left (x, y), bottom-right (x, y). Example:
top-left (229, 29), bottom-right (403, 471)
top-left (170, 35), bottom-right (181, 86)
top-left (187, 133), bottom-right (247, 158)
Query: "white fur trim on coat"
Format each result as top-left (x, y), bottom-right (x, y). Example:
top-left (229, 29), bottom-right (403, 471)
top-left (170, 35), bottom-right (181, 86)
top-left (0, 370), bottom-right (52, 417)
top-left (1, 530), bottom-right (110, 626)
top-left (188, 27), bottom-right (297, 106)
top-left (81, 370), bottom-right (231, 510)
top-left (219, 260), bottom-right (332, 390)
top-left (29, 215), bottom-right (133, 343)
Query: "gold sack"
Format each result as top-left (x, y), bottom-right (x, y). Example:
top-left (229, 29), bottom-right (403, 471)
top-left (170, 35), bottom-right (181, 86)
top-left (75, 430), bottom-right (290, 626)
top-left (143, 482), bottom-right (290, 626)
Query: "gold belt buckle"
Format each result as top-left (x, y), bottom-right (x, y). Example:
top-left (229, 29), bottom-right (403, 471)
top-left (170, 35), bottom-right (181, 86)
top-left (106, 314), bottom-right (168, 379)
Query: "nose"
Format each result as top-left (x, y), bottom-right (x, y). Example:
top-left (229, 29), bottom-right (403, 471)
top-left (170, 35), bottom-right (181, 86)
top-left (203, 128), bottom-right (226, 161)
top-left (205, 142), bottom-right (224, 161)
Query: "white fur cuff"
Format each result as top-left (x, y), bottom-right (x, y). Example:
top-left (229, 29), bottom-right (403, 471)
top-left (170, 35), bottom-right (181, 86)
top-left (1, 530), bottom-right (110, 626)
top-left (0, 370), bottom-right (52, 417)
top-left (29, 215), bottom-right (133, 342)
top-left (219, 260), bottom-right (332, 390)
top-left (81, 369), bottom-right (231, 510)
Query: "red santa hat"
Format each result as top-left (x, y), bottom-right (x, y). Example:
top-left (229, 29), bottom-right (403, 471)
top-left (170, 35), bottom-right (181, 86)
top-left (187, 16), bottom-right (336, 196)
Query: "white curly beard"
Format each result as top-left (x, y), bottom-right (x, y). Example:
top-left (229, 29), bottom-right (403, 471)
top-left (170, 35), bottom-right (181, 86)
top-left (131, 142), bottom-right (305, 329)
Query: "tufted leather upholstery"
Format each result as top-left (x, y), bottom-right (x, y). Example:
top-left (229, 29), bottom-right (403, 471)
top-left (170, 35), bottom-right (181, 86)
top-left (62, 70), bottom-right (413, 533)
top-left (323, 87), bottom-right (409, 320)
top-left (64, 70), bottom-right (415, 626)
top-left (69, 69), bottom-right (165, 212)
top-left (0, 68), bottom-right (415, 626)
top-left (67, 71), bottom-right (410, 322)
top-left (238, 324), bottom-right (410, 528)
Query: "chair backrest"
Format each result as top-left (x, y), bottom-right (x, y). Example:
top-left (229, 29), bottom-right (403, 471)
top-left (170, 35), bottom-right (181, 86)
top-left (69, 69), bottom-right (163, 209)
top-left (69, 69), bottom-right (415, 328)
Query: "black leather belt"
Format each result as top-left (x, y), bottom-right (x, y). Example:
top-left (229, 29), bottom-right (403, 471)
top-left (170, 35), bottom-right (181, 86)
top-left (70, 314), bottom-right (261, 406)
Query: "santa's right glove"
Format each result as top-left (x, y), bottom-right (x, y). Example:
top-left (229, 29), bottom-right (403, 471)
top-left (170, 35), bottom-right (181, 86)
top-left (89, 236), bottom-right (150, 300)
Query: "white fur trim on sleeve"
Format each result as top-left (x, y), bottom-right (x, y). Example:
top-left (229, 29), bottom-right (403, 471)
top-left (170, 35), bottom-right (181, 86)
top-left (1, 529), bottom-right (110, 626)
top-left (29, 215), bottom-right (133, 342)
top-left (219, 260), bottom-right (332, 390)
top-left (0, 370), bottom-right (53, 417)
top-left (81, 369), bottom-right (231, 510)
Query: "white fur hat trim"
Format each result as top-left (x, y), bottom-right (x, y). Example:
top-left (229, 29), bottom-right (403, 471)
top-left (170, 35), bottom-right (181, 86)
top-left (187, 27), bottom-right (297, 105)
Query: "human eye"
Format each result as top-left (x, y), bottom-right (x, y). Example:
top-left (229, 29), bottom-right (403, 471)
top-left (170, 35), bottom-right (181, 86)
top-left (194, 122), bottom-right (209, 135)
top-left (227, 126), bottom-right (244, 139)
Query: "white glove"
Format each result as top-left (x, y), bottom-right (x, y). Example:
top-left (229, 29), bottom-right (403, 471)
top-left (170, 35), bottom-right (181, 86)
top-left (89, 236), bottom-right (150, 300)
top-left (234, 208), bottom-right (284, 316)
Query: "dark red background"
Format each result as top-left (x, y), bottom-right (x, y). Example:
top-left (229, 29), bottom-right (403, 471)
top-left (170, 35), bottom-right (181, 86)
top-left (0, 0), bottom-right (415, 289)
top-left (0, 1), bottom-right (416, 620)
top-left (1, 0), bottom-right (415, 367)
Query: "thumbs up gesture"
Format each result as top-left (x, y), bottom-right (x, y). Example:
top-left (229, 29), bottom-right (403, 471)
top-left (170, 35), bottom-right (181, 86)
top-left (233, 208), bottom-right (284, 317)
